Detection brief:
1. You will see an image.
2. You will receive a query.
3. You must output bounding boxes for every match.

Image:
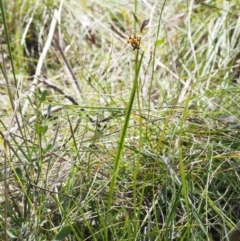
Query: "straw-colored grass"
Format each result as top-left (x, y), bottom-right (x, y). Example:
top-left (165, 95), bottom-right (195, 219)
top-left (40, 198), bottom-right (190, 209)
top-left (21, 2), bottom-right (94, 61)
top-left (1, 0), bottom-right (240, 240)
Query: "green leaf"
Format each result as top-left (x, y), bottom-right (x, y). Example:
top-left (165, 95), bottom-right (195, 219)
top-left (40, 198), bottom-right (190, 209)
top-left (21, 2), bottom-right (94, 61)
top-left (34, 124), bottom-right (48, 135)
top-left (39, 90), bottom-right (47, 103)
top-left (44, 144), bottom-right (52, 153)
top-left (55, 225), bottom-right (72, 240)
top-left (155, 39), bottom-right (164, 46)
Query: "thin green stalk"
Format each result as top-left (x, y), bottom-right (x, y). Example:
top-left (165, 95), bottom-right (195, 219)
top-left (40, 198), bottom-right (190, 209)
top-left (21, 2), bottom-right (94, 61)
top-left (107, 49), bottom-right (144, 211)
top-left (178, 93), bottom-right (191, 238)
top-left (133, 46), bottom-right (144, 238)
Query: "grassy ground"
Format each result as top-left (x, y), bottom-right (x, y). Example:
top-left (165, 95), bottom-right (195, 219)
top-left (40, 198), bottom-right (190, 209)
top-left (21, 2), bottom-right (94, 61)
top-left (1, 0), bottom-right (240, 240)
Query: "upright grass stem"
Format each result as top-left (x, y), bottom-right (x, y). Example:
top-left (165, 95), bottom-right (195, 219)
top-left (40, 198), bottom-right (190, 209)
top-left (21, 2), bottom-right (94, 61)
top-left (107, 49), bottom-right (144, 211)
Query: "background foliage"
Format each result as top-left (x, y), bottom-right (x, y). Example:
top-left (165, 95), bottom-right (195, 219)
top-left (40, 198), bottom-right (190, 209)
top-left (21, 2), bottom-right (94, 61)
top-left (1, 0), bottom-right (240, 240)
